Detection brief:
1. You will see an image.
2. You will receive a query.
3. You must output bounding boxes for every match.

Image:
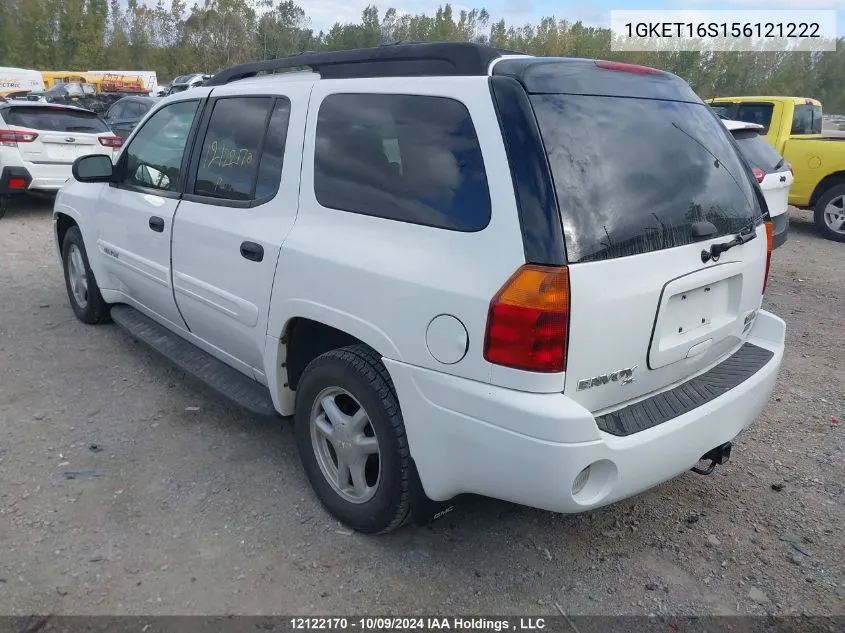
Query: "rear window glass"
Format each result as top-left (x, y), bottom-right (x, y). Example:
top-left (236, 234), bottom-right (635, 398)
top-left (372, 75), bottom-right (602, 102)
top-left (531, 95), bottom-right (759, 263)
top-left (314, 93), bottom-right (491, 232)
top-left (734, 103), bottom-right (774, 133)
top-left (3, 107), bottom-right (109, 133)
top-left (709, 104), bottom-right (732, 118)
top-left (733, 130), bottom-right (787, 172)
top-left (791, 104), bottom-right (822, 135)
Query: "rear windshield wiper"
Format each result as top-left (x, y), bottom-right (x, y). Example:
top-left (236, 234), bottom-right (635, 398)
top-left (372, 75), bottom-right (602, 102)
top-left (774, 157), bottom-right (786, 170)
top-left (701, 216), bottom-right (762, 263)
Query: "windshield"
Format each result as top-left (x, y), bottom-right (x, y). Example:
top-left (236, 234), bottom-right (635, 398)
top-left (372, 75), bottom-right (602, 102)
top-left (733, 130), bottom-right (788, 172)
top-left (3, 107), bottom-right (109, 133)
top-left (531, 95), bottom-right (759, 263)
top-left (791, 104), bottom-right (822, 135)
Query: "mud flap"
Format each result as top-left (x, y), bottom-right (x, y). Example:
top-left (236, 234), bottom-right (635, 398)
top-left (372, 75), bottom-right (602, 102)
top-left (409, 459), bottom-right (456, 526)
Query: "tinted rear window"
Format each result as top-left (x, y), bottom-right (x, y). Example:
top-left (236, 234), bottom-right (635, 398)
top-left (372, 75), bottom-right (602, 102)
top-left (3, 107), bottom-right (109, 133)
top-left (733, 130), bottom-right (787, 172)
top-left (531, 95), bottom-right (759, 263)
top-left (791, 104), bottom-right (822, 134)
top-left (735, 103), bottom-right (774, 133)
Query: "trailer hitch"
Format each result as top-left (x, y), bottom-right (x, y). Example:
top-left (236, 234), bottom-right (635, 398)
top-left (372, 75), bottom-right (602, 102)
top-left (691, 442), bottom-right (732, 476)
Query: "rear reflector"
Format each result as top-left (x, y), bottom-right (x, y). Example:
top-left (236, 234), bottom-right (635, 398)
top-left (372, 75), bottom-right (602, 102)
top-left (7, 177), bottom-right (27, 190)
top-left (752, 168), bottom-right (765, 184)
top-left (594, 60), bottom-right (659, 74)
top-left (0, 128), bottom-right (38, 144)
top-left (99, 135), bottom-right (123, 148)
top-left (763, 220), bottom-right (774, 294)
top-left (484, 265), bottom-right (570, 373)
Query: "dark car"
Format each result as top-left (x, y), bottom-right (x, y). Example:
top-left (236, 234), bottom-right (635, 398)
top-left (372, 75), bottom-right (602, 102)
top-left (102, 95), bottom-right (157, 139)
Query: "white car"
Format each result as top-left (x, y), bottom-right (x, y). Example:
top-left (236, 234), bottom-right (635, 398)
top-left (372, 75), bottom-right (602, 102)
top-left (52, 44), bottom-right (785, 534)
top-left (723, 118), bottom-right (792, 248)
top-left (0, 102), bottom-right (122, 218)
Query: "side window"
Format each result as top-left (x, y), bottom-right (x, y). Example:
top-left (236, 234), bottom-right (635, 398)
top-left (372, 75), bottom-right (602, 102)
top-left (735, 103), bottom-right (774, 133)
top-left (255, 100), bottom-right (292, 199)
top-left (314, 93), bottom-right (491, 232)
top-left (120, 100), bottom-right (199, 193)
top-left (108, 103), bottom-right (125, 120)
top-left (125, 102), bottom-right (143, 118)
top-left (193, 96), bottom-right (289, 202)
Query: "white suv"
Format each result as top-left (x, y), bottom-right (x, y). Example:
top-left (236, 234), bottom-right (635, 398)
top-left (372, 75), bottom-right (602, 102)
top-left (0, 102), bottom-right (123, 218)
top-left (723, 118), bottom-right (792, 249)
top-left (53, 43), bottom-right (786, 534)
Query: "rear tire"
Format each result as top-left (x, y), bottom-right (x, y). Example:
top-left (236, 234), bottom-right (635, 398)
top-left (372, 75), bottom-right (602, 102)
top-left (294, 345), bottom-right (414, 534)
top-left (61, 226), bottom-right (111, 324)
top-left (813, 184), bottom-right (845, 242)
top-left (0, 195), bottom-right (8, 219)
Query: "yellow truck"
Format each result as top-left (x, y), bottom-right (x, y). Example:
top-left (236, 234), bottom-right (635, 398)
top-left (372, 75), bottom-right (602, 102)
top-left (706, 96), bottom-right (845, 242)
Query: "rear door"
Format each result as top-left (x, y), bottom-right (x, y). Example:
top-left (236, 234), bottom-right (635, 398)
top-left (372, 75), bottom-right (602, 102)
top-left (170, 85), bottom-right (306, 381)
top-left (527, 69), bottom-right (768, 415)
top-left (2, 106), bottom-right (111, 164)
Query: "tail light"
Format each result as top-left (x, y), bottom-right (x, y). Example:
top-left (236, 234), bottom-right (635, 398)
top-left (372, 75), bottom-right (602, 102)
top-left (762, 220), bottom-right (774, 294)
top-left (595, 60), bottom-right (659, 74)
top-left (0, 129), bottom-right (38, 146)
top-left (752, 168), bottom-right (765, 184)
top-left (787, 163), bottom-right (793, 175)
top-left (6, 177), bottom-right (27, 190)
top-left (483, 265), bottom-right (570, 373)
top-left (99, 135), bottom-right (123, 148)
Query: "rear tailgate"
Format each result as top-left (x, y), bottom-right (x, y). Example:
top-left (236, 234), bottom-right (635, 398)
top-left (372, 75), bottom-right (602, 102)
top-left (522, 61), bottom-right (768, 415)
top-left (2, 106), bottom-right (110, 164)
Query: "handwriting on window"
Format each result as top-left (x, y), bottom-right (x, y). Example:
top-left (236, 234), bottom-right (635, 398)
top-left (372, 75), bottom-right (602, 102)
top-left (205, 141), bottom-right (253, 169)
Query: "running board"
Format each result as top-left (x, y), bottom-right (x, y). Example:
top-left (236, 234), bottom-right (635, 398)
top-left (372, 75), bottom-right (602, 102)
top-left (110, 304), bottom-right (278, 417)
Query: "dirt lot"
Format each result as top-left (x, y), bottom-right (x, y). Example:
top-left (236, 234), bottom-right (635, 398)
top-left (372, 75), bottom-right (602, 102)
top-left (0, 198), bottom-right (843, 617)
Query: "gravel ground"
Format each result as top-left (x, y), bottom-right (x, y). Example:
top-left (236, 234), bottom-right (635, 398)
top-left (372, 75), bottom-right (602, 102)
top-left (0, 198), bottom-right (843, 617)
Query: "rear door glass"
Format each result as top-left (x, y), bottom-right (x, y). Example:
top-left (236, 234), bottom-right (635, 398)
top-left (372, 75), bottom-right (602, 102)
top-left (4, 107), bottom-right (109, 133)
top-left (193, 96), bottom-right (274, 201)
top-left (531, 95), bottom-right (759, 263)
top-left (733, 130), bottom-right (788, 172)
top-left (734, 103), bottom-right (774, 133)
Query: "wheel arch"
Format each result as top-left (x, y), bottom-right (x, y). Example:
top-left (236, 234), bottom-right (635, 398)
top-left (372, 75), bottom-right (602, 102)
top-left (810, 171), bottom-right (845, 208)
top-left (264, 309), bottom-right (400, 416)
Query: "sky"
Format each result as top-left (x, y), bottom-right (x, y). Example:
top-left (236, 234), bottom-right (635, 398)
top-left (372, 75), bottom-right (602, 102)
top-left (298, 0), bottom-right (844, 36)
top-left (123, 0), bottom-right (844, 37)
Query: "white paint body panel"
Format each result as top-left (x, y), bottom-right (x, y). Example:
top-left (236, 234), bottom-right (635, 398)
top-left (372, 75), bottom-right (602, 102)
top-left (759, 170), bottom-right (793, 219)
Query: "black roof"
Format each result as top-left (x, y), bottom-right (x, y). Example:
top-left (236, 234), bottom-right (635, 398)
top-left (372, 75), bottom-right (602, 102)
top-left (205, 41), bottom-right (526, 85)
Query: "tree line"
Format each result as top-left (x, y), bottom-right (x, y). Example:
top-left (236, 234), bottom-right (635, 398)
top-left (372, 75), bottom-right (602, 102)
top-left (1, 0), bottom-right (844, 112)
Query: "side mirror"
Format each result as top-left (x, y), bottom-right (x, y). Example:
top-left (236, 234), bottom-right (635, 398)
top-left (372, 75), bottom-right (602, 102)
top-left (72, 154), bottom-right (114, 183)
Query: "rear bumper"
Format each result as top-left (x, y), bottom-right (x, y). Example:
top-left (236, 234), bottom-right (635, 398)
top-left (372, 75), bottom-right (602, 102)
top-left (23, 162), bottom-right (73, 191)
top-left (386, 310), bottom-right (785, 513)
top-left (772, 210), bottom-right (789, 249)
top-left (0, 166), bottom-right (32, 195)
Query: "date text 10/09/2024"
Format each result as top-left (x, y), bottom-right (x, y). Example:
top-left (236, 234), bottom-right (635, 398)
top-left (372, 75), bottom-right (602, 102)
top-left (290, 618), bottom-right (549, 631)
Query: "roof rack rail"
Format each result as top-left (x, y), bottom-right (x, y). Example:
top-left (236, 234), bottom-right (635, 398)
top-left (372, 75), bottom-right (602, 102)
top-left (204, 41), bottom-right (527, 86)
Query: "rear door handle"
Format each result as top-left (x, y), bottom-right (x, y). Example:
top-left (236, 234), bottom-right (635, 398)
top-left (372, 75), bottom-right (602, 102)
top-left (149, 216), bottom-right (164, 232)
top-left (240, 241), bottom-right (264, 262)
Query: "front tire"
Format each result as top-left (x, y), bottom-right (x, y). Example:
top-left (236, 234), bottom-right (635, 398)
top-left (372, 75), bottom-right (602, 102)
top-left (294, 345), bottom-right (414, 534)
top-left (61, 226), bottom-right (111, 324)
top-left (813, 184), bottom-right (845, 242)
